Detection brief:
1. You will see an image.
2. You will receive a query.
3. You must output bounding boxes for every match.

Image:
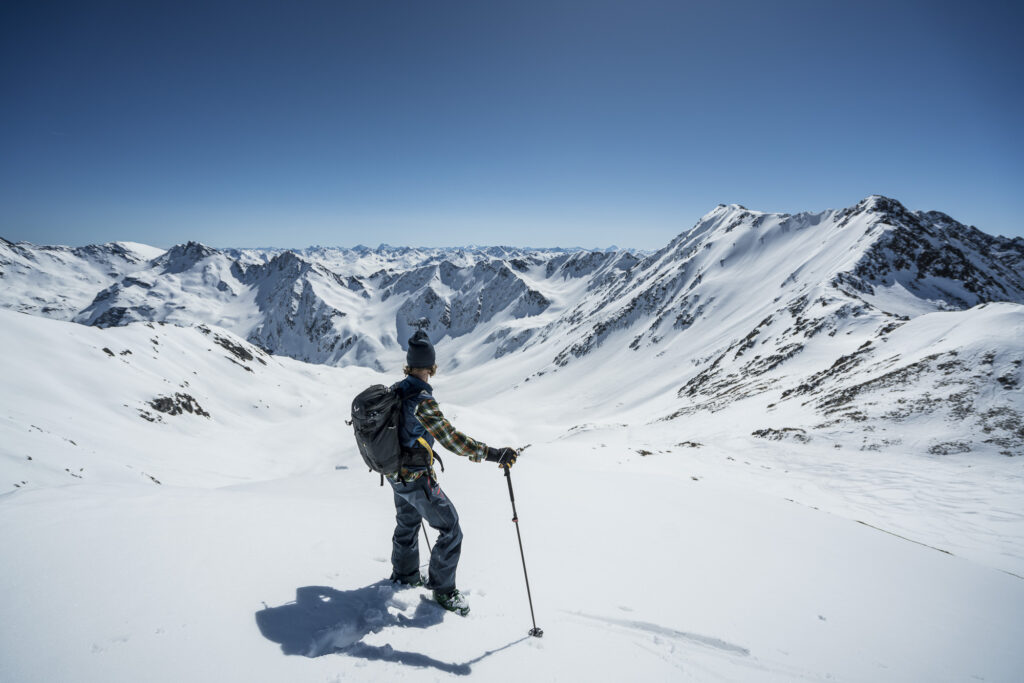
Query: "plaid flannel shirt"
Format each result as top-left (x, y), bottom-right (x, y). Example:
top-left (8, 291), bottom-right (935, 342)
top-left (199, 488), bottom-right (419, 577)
top-left (389, 398), bottom-right (488, 483)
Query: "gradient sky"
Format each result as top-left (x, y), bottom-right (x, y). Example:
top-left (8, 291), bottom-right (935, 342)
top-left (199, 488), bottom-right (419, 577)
top-left (2, 0), bottom-right (1021, 249)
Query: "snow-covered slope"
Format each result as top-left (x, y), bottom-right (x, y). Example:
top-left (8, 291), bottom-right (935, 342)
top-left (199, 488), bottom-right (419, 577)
top-left (2, 193), bottom-right (1024, 681)
top-left (0, 238), bottom-right (163, 319)
top-left (0, 308), bottom-right (374, 490)
top-left (2, 308), bottom-right (1023, 682)
top-left (494, 196), bottom-right (1024, 456)
top-left (59, 242), bottom-right (591, 369)
top-left (4, 196), bottom-right (1022, 456)
top-left (535, 196), bottom-right (1023, 369)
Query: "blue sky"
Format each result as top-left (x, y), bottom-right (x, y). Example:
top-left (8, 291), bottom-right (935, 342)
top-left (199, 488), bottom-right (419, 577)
top-left (2, 0), bottom-right (1021, 249)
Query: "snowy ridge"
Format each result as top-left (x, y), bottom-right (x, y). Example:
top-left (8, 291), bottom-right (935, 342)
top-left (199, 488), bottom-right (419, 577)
top-left (0, 239), bottom-right (161, 319)
top-left (55, 243), bottom-right (592, 369)
top-left (3, 195), bottom-right (1023, 455)
top-left (508, 196), bottom-right (1024, 456)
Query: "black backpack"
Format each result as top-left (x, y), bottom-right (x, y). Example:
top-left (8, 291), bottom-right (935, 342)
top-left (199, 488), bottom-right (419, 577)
top-left (350, 384), bottom-right (404, 476)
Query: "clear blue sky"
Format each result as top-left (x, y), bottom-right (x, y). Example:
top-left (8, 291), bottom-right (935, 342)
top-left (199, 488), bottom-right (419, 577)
top-left (2, 0), bottom-right (1021, 249)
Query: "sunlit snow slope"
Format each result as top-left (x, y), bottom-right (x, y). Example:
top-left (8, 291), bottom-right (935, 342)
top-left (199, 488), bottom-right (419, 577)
top-left (1, 309), bottom-right (1023, 682)
top-left (3, 196), bottom-right (1021, 454)
top-left (2, 196), bottom-right (1023, 681)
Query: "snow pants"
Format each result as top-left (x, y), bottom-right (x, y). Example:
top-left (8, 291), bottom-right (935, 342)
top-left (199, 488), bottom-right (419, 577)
top-left (388, 475), bottom-right (463, 594)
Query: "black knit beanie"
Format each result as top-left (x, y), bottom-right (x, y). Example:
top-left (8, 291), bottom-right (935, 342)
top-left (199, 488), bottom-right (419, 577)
top-left (406, 330), bottom-right (435, 368)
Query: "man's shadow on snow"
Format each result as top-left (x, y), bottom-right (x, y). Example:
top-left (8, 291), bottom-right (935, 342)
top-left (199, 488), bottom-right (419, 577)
top-left (255, 582), bottom-right (525, 676)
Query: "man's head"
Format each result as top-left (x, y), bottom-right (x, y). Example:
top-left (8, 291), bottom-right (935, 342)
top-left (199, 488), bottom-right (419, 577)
top-left (404, 330), bottom-right (437, 378)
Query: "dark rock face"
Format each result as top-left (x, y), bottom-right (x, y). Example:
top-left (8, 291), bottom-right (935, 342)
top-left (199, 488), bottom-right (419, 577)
top-left (752, 427), bottom-right (810, 443)
top-left (389, 259), bottom-right (553, 349)
top-left (840, 199), bottom-right (1024, 307)
top-left (213, 334), bottom-right (257, 364)
top-left (93, 306), bottom-right (132, 328)
top-left (156, 242), bottom-right (220, 275)
top-left (147, 393), bottom-right (210, 418)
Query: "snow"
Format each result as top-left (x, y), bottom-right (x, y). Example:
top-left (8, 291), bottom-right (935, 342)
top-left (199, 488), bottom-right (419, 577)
top-left (113, 241), bottom-right (168, 261)
top-left (2, 309), bottom-right (1023, 682)
top-left (2, 195), bottom-right (1024, 680)
top-left (0, 240), bottom-right (160, 320)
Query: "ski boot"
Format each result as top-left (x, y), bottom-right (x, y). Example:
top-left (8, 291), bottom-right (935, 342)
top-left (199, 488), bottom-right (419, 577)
top-left (433, 588), bottom-right (470, 616)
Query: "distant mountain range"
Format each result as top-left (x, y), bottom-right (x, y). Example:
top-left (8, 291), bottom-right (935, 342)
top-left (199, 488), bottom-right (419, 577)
top-left (3, 195), bottom-right (1022, 455)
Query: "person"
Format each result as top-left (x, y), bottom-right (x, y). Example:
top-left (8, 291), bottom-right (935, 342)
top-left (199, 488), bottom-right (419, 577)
top-left (386, 330), bottom-right (518, 615)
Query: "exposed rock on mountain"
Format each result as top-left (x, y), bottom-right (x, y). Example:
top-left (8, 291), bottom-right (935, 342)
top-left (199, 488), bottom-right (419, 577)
top-left (3, 195), bottom-right (1021, 454)
top-left (0, 240), bottom-right (162, 319)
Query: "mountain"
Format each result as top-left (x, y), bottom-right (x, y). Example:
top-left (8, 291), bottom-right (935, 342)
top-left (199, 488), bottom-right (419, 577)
top-left (2, 195), bottom-right (1022, 454)
top-left (3, 197), bottom-right (1024, 682)
top-left (540, 196), bottom-right (1024, 369)
top-left (0, 239), bottom-right (163, 319)
top-left (496, 196), bottom-right (1023, 456)
top-left (63, 243), bottom-right (585, 369)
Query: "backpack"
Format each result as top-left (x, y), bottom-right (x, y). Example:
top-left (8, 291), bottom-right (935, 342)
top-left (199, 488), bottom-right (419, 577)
top-left (350, 384), bottom-right (404, 476)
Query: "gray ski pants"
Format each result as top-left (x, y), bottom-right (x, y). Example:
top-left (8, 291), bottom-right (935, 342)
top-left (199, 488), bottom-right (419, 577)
top-left (388, 475), bottom-right (463, 594)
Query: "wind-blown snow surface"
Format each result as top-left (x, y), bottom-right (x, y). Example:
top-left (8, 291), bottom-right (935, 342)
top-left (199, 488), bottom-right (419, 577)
top-left (2, 196), bottom-right (1024, 681)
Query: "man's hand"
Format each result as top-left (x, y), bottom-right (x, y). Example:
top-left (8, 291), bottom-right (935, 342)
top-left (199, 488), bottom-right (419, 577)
top-left (485, 446), bottom-right (518, 468)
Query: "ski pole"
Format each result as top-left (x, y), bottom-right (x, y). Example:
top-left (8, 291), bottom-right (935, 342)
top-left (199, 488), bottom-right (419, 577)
top-left (420, 521), bottom-right (433, 554)
top-left (504, 463), bottom-right (543, 638)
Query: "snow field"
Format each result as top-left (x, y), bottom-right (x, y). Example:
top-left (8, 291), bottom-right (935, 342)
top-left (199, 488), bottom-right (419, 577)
top-left (3, 446), bottom-right (1023, 682)
top-left (2, 311), bottom-right (1024, 681)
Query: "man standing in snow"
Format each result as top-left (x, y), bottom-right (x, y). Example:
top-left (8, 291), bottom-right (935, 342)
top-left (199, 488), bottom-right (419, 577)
top-left (388, 330), bottom-right (519, 615)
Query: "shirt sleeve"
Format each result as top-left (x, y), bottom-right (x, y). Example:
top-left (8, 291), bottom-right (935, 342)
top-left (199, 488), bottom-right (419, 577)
top-left (414, 398), bottom-right (488, 462)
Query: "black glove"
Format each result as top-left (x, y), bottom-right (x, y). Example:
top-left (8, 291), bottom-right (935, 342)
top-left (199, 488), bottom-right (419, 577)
top-left (485, 446), bottom-right (518, 468)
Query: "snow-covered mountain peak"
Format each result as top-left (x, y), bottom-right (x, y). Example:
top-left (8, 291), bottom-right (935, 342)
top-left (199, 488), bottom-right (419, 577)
top-left (836, 201), bottom-right (1024, 314)
top-left (515, 197), bottom-right (1023, 458)
top-left (672, 202), bottom-right (774, 245)
top-left (263, 248), bottom-right (314, 276)
top-left (712, 202), bottom-right (749, 212)
top-left (854, 193), bottom-right (905, 213)
top-left (4, 198), bottom-right (1022, 431)
top-left (154, 241), bottom-right (221, 274)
